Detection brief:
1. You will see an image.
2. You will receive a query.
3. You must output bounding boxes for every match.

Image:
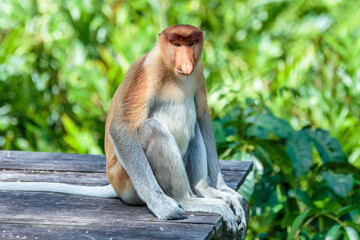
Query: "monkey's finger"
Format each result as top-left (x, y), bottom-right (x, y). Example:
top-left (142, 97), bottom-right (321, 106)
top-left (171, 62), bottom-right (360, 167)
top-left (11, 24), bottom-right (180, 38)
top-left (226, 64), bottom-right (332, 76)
top-left (237, 207), bottom-right (247, 231)
top-left (228, 196), bottom-right (243, 221)
top-left (238, 217), bottom-right (246, 231)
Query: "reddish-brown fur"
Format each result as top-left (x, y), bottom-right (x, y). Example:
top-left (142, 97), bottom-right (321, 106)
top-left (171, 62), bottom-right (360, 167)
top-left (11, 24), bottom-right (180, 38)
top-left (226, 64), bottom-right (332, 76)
top-left (120, 54), bottom-right (149, 128)
top-left (105, 54), bottom-right (149, 197)
top-left (164, 31), bottom-right (203, 44)
top-left (195, 66), bottom-right (208, 118)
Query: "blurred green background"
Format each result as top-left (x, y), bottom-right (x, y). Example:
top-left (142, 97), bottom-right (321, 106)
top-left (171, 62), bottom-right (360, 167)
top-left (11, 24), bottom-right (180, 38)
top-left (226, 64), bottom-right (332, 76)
top-left (0, 0), bottom-right (359, 239)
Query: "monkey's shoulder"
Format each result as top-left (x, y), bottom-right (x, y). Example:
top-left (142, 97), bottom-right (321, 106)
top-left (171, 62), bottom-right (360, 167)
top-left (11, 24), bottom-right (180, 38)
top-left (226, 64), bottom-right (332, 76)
top-left (120, 53), bottom-right (150, 86)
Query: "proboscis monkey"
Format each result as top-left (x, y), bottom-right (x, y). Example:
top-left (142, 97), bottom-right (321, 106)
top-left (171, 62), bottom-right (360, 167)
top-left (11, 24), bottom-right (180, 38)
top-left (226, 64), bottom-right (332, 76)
top-left (0, 25), bottom-right (246, 233)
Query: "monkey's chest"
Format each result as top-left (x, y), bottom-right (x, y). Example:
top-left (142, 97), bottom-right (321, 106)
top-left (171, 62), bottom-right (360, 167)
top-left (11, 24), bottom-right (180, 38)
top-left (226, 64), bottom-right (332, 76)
top-left (150, 98), bottom-right (197, 156)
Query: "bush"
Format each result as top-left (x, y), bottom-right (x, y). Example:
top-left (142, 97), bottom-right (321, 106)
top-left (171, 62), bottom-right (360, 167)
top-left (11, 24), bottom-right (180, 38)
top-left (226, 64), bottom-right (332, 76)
top-left (214, 97), bottom-right (359, 239)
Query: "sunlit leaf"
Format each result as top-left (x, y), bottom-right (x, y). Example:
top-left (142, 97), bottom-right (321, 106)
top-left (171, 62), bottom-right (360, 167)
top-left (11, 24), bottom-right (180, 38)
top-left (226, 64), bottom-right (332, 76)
top-left (238, 169), bottom-right (255, 201)
top-left (345, 226), bottom-right (360, 240)
top-left (325, 224), bottom-right (341, 240)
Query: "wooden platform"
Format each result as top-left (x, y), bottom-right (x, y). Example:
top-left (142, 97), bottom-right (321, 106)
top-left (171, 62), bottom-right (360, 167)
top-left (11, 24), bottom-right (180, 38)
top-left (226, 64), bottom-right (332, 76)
top-left (0, 150), bottom-right (253, 240)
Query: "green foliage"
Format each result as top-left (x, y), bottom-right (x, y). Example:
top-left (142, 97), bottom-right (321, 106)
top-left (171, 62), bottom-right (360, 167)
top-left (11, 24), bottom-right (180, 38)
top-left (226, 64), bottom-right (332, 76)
top-left (0, 0), bottom-right (359, 239)
top-left (286, 130), bottom-right (313, 177)
top-left (214, 99), bottom-right (359, 239)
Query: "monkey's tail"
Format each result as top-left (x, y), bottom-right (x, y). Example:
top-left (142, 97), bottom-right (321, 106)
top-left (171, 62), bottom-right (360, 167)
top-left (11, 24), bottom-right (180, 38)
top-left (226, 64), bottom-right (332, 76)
top-left (0, 182), bottom-right (118, 198)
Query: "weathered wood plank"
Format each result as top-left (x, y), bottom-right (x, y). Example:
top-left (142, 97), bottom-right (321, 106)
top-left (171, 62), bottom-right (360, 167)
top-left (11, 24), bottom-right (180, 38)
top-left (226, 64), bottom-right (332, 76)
top-left (0, 170), bottom-right (111, 186)
top-left (222, 171), bottom-right (250, 191)
top-left (0, 191), bottom-right (221, 240)
top-left (0, 150), bottom-right (106, 172)
top-left (0, 151), bottom-right (253, 177)
top-left (217, 160), bottom-right (253, 172)
top-left (0, 191), bottom-right (221, 225)
top-left (1, 222), bottom-right (216, 240)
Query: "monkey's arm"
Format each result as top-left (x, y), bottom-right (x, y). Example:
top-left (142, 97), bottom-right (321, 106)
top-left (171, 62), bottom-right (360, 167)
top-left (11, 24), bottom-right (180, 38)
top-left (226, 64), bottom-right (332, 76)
top-left (109, 119), bottom-right (184, 220)
top-left (195, 75), bottom-right (247, 229)
top-left (195, 75), bottom-right (227, 189)
top-left (197, 109), bottom-right (228, 189)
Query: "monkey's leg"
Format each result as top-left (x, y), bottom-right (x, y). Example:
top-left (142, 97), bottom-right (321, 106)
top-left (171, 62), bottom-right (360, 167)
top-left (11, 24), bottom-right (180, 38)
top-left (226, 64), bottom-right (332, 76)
top-left (110, 122), bottom-right (184, 220)
top-left (185, 123), bottom-right (247, 231)
top-left (138, 119), bottom-right (238, 233)
top-left (138, 118), bottom-right (192, 199)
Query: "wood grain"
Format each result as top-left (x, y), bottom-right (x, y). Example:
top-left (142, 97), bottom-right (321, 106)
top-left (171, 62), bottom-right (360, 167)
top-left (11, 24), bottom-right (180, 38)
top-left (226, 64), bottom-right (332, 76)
top-left (0, 150), bottom-right (253, 239)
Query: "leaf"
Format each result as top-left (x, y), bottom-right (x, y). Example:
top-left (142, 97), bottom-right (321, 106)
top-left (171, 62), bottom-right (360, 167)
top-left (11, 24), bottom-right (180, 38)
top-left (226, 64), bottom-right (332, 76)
top-left (345, 226), bottom-right (360, 240)
top-left (287, 209), bottom-right (310, 240)
top-left (61, 115), bottom-right (84, 152)
top-left (61, 114), bottom-right (103, 154)
top-left (269, 87), bottom-right (301, 100)
top-left (322, 171), bottom-right (354, 197)
top-left (212, 120), bottom-right (227, 144)
top-left (336, 205), bottom-right (357, 217)
top-left (325, 224), bottom-right (341, 240)
top-left (246, 125), bottom-right (269, 139)
top-left (255, 141), bottom-right (295, 186)
top-left (245, 97), bottom-right (256, 106)
top-left (345, 221), bottom-right (360, 233)
top-left (238, 168), bottom-right (255, 201)
top-left (318, 162), bottom-right (360, 180)
top-left (288, 189), bottom-right (315, 207)
top-left (246, 113), bottom-right (293, 139)
top-left (286, 130), bottom-right (313, 177)
top-left (306, 129), bottom-right (346, 163)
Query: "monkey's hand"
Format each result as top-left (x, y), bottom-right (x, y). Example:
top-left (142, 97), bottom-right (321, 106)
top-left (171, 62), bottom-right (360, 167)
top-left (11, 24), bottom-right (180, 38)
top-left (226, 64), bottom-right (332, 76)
top-left (217, 185), bottom-right (247, 231)
top-left (148, 194), bottom-right (185, 220)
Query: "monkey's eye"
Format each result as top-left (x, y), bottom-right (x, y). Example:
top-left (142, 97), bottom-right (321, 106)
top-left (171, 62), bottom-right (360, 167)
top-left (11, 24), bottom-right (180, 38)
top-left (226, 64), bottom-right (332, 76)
top-left (189, 42), bottom-right (194, 46)
top-left (175, 43), bottom-right (181, 47)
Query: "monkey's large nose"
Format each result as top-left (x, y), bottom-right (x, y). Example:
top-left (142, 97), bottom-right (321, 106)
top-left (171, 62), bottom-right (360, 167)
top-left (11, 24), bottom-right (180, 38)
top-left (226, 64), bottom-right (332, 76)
top-left (177, 64), bottom-right (193, 75)
top-left (182, 65), bottom-right (193, 75)
top-left (176, 49), bottom-right (194, 75)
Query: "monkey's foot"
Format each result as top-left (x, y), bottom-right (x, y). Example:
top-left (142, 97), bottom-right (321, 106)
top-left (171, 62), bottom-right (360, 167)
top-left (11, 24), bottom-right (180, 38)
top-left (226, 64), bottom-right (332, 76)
top-left (148, 195), bottom-right (184, 220)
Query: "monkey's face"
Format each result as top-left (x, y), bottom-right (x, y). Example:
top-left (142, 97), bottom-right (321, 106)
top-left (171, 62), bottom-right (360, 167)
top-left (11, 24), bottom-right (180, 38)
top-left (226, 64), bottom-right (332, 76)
top-left (173, 42), bottom-right (195, 75)
top-left (160, 26), bottom-right (204, 76)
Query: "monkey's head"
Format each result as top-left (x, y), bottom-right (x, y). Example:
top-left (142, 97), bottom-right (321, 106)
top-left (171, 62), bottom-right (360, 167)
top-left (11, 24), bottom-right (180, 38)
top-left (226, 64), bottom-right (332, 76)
top-left (158, 25), bottom-right (204, 76)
